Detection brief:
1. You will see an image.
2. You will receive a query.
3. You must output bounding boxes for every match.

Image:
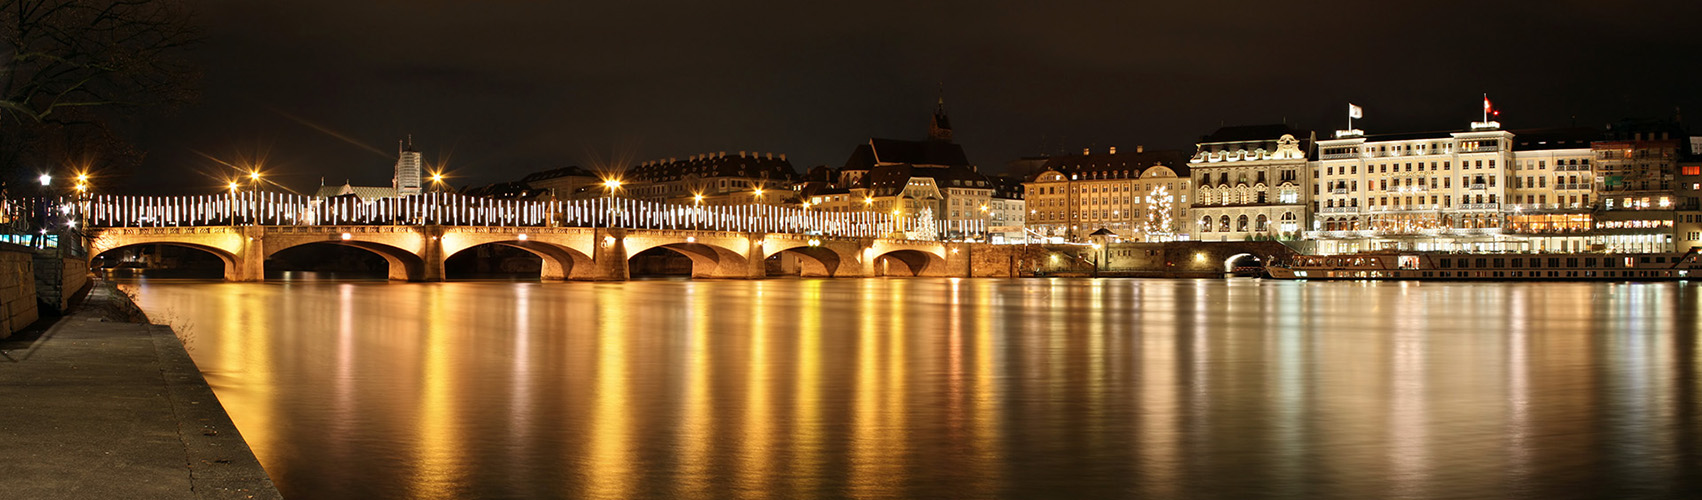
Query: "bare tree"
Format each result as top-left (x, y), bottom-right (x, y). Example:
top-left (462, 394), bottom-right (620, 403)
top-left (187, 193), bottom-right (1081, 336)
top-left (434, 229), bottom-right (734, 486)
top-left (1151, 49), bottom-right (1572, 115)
top-left (0, 0), bottom-right (199, 188)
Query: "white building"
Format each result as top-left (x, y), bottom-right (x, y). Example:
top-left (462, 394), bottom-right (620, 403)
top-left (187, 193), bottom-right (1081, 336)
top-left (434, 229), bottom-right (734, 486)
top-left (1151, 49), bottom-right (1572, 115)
top-left (1311, 120), bottom-right (1519, 253)
top-left (394, 136), bottom-right (423, 196)
top-left (1188, 125), bottom-right (1313, 241)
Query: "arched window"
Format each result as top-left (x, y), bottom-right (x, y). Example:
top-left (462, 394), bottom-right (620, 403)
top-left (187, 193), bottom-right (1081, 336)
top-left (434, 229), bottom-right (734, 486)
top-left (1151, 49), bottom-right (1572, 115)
top-left (1200, 216), bottom-right (1213, 233)
top-left (1237, 215), bottom-right (1250, 232)
top-left (1255, 214), bottom-right (1268, 232)
top-left (1219, 215), bottom-right (1231, 232)
top-left (1350, 217), bottom-right (1361, 230)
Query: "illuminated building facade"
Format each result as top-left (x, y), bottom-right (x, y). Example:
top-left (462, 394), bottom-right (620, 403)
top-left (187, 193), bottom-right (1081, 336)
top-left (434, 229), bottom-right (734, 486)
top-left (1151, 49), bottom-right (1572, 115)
top-left (1312, 121), bottom-right (1518, 253)
top-left (1677, 156), bottom-right (1702, 250)
top-left (1022, 146), bottom-right (1190, 242)
top-left (1590, 119), bottom-right (1685, 252)
top-left (1188, 125), bottom-right (1313, 241)
top-left (1504, 129), bottom-right (1598, 252)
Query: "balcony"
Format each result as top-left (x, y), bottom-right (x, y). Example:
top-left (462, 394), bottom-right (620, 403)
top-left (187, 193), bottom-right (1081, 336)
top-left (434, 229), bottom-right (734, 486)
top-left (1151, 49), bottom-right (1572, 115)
top-left (1320, 206), bottom-right (1357, 214)
top-left (1460, 203), bottom-right (1500, 211)
top-left (1331, 188), bottom-right (1348, 194)
top-left (1466, 183), bottom-right (1487, 190)
top-left (1320, 151), bottom-right (1362, 160)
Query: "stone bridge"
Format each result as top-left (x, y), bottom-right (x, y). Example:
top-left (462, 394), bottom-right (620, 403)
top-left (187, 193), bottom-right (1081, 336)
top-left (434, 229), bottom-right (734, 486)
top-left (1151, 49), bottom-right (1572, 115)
top-left (86, 225), bottom-right (977, 281)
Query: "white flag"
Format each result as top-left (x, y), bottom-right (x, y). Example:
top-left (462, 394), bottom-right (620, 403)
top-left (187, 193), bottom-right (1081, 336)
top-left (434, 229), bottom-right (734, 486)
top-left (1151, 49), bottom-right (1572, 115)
top-left (1348, 103), bottom-right (1363, 119)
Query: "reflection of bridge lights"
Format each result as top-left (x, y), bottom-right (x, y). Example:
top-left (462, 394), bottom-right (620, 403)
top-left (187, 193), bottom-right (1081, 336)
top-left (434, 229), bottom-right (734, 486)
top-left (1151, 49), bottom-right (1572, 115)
top-left (341, 232), bottom-right (352, 240)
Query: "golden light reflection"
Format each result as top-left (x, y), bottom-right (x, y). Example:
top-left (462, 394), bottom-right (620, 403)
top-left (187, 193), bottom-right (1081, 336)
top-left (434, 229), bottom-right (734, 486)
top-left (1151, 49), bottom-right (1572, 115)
top-left (411, 284), bottom-right (462, 499)
top-left (676, 283), bottom-right (712, 497)
top-left (791, 279), bottom-right (825, 495)
top-left (586, 288), bottom-right (634, 500)
top-left (737, 281), bottom-right (775, 496)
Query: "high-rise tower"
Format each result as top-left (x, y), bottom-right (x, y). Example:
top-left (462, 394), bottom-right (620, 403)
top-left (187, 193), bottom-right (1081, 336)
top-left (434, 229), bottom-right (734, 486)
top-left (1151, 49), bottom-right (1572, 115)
top-left (394, 135), bottom-right (423, 196)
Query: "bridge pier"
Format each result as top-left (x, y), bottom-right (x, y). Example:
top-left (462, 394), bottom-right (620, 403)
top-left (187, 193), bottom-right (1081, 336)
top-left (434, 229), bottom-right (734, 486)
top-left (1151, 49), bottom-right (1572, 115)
top-left (571, 228), bottom-right (629, 281)
top-left (231, 226), bottom-right (266, 282)
top-left (740, 236), bottom-right (768, 279)
top-left (419, 226), bottom-right (446, 282)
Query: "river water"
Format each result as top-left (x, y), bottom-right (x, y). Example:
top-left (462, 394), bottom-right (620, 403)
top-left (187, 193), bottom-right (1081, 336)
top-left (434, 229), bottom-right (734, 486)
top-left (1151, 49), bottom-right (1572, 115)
top-left (123, 278), bottom-right (1702, 499)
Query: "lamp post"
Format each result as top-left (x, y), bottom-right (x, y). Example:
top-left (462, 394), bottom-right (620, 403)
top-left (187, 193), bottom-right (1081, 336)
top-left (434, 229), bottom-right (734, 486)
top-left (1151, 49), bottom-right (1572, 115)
top-left (692, 192), bottom-right (704, 230)
top-left (227, 181), bottom-right (241, 226)
top-left (601, 178), bottom-right (622, 229)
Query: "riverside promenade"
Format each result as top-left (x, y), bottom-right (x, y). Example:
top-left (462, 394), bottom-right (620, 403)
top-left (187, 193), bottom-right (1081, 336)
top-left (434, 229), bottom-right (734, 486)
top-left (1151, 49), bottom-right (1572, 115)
top-left (0, 282), bottom-right (279, 499)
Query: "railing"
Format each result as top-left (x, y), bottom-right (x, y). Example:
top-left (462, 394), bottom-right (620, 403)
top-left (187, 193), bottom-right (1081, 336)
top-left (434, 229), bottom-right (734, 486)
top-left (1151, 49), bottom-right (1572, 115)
top-left (1320, 206), bottom-right (1357, 214)
top-left (22, 193), bottom-right (982, 241)
top-left (1460, 203), bottom-right (1500, 210)
top-left (1467, 183), bottom-right (1487, 190)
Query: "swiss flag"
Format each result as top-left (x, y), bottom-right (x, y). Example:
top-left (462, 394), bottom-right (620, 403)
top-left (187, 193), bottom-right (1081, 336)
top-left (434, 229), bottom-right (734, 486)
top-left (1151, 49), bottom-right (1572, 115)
top-left (1484, 96), bottom-right (1499, 117)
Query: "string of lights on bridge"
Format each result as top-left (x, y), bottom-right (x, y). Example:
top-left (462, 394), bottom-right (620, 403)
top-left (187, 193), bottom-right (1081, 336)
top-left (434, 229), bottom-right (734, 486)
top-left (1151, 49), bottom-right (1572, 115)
top-left (26, 192), bottom-right (987, 240)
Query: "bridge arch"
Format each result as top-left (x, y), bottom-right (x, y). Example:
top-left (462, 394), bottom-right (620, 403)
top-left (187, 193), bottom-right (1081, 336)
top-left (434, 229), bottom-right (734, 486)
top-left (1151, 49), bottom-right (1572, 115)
top-left (266, 240), bottom-right (427, 281)
top-left (92, 242), bottom-right (240, 280)
top-left (761, 240), bottom-right (853, 277)
top-left (1224, 252), bottom-right (1261, 273)
top-left (443, 240), bottom-right (591, 280)
top-left (870, 248), bottom-right (948, 277)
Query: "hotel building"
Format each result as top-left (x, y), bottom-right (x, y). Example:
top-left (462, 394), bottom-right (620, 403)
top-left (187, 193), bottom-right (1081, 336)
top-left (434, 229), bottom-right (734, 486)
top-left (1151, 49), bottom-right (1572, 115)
top-left (1312, 121), bottom-right (1517, 253)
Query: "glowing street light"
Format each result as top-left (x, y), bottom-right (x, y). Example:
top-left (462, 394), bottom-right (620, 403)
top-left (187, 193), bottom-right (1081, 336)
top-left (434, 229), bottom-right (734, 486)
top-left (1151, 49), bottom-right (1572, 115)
top-left (38, 174), bottom-right (50, 186)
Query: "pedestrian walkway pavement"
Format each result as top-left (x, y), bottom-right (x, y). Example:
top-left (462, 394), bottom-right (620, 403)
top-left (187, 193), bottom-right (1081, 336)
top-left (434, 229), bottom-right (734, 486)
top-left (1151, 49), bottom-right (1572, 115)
top-left (0, 283), bottom-right (280, 499)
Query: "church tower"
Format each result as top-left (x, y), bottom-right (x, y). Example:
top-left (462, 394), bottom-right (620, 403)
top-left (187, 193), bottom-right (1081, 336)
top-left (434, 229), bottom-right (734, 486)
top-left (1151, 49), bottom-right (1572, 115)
top-left (928, 95), bottom-right (953, 142)
top-left (394, 135), bottom-right (423, 196)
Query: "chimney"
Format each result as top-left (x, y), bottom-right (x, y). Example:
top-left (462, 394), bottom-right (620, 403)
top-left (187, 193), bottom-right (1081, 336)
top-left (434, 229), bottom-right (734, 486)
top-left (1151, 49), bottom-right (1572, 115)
top-left (1136, 145), bottom-right (1145, 153)
top-left (739, 151), bottom-right (746, 157)
top-left (1082, 148), bottom-right (1091, 155)
top-left (766, 153), bottom-right (773, 160)
top-left (1109, 146), bottom-right (1117, 154)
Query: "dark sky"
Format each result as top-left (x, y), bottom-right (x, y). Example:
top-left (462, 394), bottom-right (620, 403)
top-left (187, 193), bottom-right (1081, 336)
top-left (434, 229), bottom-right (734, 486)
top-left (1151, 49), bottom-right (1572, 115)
top-left (120, 0), bottom-right (1702, 195)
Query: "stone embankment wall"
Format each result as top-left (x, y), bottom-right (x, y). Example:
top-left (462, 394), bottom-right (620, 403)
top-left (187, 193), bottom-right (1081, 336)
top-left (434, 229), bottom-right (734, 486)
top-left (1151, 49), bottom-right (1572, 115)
top-left (34, 255), bottom-right (89, 315)
top-left (0, 243), bottom-right (40, 338)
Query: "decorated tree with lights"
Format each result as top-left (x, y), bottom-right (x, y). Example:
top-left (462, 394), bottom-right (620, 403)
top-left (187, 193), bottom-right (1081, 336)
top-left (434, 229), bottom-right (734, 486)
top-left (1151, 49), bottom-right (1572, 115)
top-left (914, 207), bottom-right (938, 241)
top-left (1143, 185), bottom-right (1174, 241)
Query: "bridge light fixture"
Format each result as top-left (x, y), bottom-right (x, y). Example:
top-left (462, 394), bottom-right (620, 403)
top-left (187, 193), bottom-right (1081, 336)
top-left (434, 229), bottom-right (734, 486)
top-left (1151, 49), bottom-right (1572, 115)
top-left (227, 182), bottom-right (240, 193)
top-left (692, 193), bottom-right (704, 205)
top-left (686, 236), bottom-right (696, 243)
top-left (341, 232), bottom-right (352, 240)
top-left (808, 238), bottom-right (820, 247)
top-left (517, 233), bottom-right (528, 241)
top-left (603, 178), bottom-right (623, 190)
top-left (864, 197), bottom-right (873, 205)
top-left (249, 170), bottom-right (261, 181)
top-left (38, 174), bottom-right (50, 186)
top-left (753, 188), bottom-right (764, 198)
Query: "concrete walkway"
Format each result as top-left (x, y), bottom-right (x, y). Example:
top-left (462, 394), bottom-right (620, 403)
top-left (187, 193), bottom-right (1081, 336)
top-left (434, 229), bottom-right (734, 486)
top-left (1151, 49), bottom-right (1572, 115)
top-left (0, 283), bottom-right (280, 499)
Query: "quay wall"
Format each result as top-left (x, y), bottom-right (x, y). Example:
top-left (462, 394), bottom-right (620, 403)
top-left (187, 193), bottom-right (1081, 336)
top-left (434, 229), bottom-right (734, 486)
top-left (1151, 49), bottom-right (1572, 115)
top-left (0, 243), bottom-right (39, 338)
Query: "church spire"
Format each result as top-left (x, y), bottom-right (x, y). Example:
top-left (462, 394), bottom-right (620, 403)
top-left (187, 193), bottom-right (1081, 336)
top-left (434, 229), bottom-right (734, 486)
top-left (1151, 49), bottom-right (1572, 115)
top-left (928, 85), bottom-right (953, 142)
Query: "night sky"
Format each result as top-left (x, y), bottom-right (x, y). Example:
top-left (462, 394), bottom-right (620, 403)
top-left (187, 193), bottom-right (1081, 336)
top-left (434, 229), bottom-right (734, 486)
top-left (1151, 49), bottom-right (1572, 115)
top-left (120, 0), bottom-right (1702, 195)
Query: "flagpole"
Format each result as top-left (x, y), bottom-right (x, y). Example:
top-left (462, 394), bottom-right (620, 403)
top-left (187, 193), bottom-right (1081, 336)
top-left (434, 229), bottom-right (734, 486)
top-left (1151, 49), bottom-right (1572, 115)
top-left (1482, 93), bottom-right (1488, 123)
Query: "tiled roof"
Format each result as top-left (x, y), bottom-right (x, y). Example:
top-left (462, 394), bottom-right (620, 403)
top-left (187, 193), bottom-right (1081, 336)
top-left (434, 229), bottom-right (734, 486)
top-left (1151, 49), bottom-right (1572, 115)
top-left (1037, 149), bottom-right (1189, 180)
top-left (627, 152), bottom-right (798, 183)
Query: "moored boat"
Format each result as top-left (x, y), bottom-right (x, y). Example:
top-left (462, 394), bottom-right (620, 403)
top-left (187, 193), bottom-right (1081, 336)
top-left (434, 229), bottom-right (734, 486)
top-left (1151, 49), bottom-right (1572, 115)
top-left (1266, 248), bottom-right (1702, 280)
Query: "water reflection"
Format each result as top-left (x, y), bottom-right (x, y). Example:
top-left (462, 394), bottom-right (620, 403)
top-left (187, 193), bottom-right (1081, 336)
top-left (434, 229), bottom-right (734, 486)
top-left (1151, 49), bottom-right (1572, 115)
top-left (124, 279), bottom-right (1702, 499)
